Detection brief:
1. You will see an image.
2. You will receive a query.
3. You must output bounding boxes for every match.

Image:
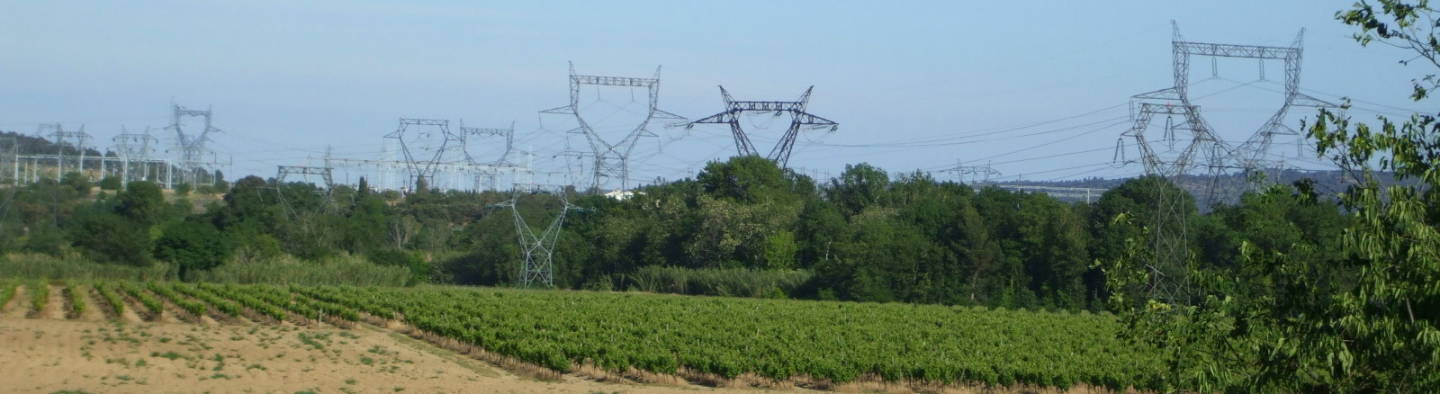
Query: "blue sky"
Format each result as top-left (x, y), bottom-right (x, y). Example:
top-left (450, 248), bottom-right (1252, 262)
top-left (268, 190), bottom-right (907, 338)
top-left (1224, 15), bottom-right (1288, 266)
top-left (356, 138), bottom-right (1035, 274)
top-left (0, 1), bottom-right (1428, 189)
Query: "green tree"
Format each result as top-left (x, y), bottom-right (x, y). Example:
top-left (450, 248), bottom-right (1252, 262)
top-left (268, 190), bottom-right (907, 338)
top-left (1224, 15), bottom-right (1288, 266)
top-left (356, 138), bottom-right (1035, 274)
top-left (696, 156), bottom-right (793, 203)
top-left (1100, 2), bottom-right (1440, 391)
top-left (829, 163), bottom-right (888, 215)
top-left (98, 175), bottom-right (122, 190)
top-left (154, 219), bottom-right (231, 277)
top-left (116, 181), bottom-right (166, 226)
top-left (69, 212), bottom-right (152, 266)
top-left (211, 170), bottom-right (228, 193)
top-left (61, 171), bottom-right (90, 197)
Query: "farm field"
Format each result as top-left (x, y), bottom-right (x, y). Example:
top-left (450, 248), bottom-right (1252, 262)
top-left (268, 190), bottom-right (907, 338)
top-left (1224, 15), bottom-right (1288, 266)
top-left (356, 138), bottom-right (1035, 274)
top-left (0, 280), bottom-right (1162, 392)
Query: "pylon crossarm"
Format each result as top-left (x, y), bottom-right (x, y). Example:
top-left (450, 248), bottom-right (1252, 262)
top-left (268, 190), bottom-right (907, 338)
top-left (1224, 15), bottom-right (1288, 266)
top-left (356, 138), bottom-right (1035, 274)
top-left (539, 104), bottom-right (575, 115)
top-left (688, 111), bottom-right (738, 126)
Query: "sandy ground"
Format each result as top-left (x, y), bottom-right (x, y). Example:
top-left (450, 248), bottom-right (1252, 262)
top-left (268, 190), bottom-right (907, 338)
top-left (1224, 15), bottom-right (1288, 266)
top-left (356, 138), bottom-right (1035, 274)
top-left (74, 285), bottom-right (108, 322)
top-left (1, 285), bottom-right (27, 319)
top-left (0, 317), bottom-right (801, 394)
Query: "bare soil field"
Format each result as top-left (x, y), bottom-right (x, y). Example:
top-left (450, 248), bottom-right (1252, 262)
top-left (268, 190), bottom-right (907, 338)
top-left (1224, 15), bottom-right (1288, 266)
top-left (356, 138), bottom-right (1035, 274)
top-left (0, 317), bottom-right (799, 394)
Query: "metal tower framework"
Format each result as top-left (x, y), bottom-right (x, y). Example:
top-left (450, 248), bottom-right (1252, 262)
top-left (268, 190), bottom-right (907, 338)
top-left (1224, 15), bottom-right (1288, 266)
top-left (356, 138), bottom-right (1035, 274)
top-left (1115, 21), bottom-right (1333, 303)
top-left (942, 161), bottom-right (1002, 185)
top-left (540, 62), bottom-right (684, 191)
top-left (276, 165), bottom-right (335, 188)
top-left (44, 123), bottom-right (91, 178)
top-left (489, 189), bottom-right (580, 288)
top-left (688, 86), bottom-right (838, 168)
top-left (384, 118), bottom-right (463, 190)
top-left (113, 127), bottom-right (162, 185)
top-left (167, 105), bottom-right (223, 186)
top-left (459, 120), bottom-right (517, 191)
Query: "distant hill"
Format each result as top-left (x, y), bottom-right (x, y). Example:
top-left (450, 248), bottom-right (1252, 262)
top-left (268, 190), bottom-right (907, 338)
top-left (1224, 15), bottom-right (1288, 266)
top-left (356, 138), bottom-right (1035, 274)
top-left (999, 167), bottom-right (1404, 207)
top-left (0, 130), bottom-right (107, 158)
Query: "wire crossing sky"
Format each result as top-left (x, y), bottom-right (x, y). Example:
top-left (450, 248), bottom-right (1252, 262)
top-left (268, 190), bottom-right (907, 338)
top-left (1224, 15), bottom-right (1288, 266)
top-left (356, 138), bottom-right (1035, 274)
top-left (0, 1), bottom-right (1428, 186)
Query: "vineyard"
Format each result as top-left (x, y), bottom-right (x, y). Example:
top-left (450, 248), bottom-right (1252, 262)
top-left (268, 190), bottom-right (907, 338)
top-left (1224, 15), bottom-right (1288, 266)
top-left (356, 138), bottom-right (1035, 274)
top-left (0, 280), bottom-right (1166, 391)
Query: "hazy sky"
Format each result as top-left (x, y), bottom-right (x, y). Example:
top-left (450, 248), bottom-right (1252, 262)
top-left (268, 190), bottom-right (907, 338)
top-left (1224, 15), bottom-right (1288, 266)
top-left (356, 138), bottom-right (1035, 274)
top-left (0, 1), bottom-right (1429, 189)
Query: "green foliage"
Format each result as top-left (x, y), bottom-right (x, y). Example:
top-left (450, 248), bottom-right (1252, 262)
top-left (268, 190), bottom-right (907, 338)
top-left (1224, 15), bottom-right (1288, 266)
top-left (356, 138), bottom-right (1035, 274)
top-left (94, 282), bottom-right (126, 316)
top-left (61, 172), bottom-right (90, 197)
top-left (64, 281), bottom-right (86, 318)
top-left (147, 281), bottom-right (206, 316)
top-left (29, 279), bottom-right (48, 313)
top-left (154, 220), bottom-right (232, 278)
top-left (0, 281), bottom-right (15, 311)
top-left (117, 281), bottom-right (164, 319)
top-left (198, 282), bottom-right (286, 322)
top-left (829, 163), bottom-right (889, 215)
top-left (186, 254), bottom-right (411, 287)
top-left (308, 285), bottom-right (1163, 389)
top-left (1097, 2), bottom-right (1440, 391)
top-left (98, 175), bottom-right (122, 190)
top-left (174, 183), bottom-right (191, 196)
top-left (22, 226), bottom-right (72, 256)
top-left (623, 266), bottom-right (811, 298)
top-left (697, 155), bottom-right (796, 203)
top-left (68, 212), bottom-right (152, 266)
top-left (0, 253), bottom-right (172, 281)
top-left (171, 282), bottom-right (241, 316)
top-left (211, 170), bottom-right (229, 193)
top-left (116, 181), bottom-right (166, 226)
top-left (367, 249), bottom-right (430, 284)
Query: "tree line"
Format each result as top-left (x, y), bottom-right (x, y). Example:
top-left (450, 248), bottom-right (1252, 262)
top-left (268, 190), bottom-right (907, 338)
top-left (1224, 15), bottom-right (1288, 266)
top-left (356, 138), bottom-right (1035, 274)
top-left (0, 153), bottom-right (1348, 312)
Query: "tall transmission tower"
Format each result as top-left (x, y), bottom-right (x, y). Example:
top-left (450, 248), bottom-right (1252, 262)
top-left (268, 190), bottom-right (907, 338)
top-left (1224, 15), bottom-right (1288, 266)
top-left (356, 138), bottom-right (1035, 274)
top-left (539, 62), bottom-right (685, 192)
top-left (687, 86), bottom-right (838, 168)
top-left (276, 166), bottom-right (335, 188)
top-left (167, 104), bottom-right (223, 186)
top-left (459, 120), bottom-right (517, 191)
top-left (384, 118), bottom-right (463, 191)
top-left (942, 161), bottom-right (1001, 185)
top-left (488, 189), bottom-right (582, 288)
top-left (1114, 21), bottom-right (1334, 304)
top-left (43, 123), bottom-right (90, 178)
top-left (113, 127), bottom-right (159, 185)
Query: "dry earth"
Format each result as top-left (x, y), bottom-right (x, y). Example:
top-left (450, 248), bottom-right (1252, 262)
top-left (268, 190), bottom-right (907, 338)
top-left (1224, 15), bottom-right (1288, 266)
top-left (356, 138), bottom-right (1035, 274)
top-left (0, 317), bottom-right (807, 394)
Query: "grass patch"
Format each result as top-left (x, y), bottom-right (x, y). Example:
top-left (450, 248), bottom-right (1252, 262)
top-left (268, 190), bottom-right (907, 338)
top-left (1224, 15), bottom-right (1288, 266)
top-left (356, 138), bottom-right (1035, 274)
top-left (28, 279), bottom-right (49, 315)
top-left (150, 351), bottom-right (186, 360)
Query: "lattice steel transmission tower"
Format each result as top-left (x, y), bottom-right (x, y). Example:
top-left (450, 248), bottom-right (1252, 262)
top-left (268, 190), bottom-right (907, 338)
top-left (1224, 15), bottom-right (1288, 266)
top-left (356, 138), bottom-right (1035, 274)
top-left (459, 120), bottom-right (516, 191)
top-left (488, 189), bottom-right (581, 288)
top-left (167, 104), bottom-right (222, 186)
top-left (276, 166), bottom-right (335, 188)
top-left (113, 127), bottom-right (160, 185)
top-left (384, 118), bottom-right (463, 191)
top-left (539, 62), bottom-right (685, 192)
top-left (687, 86), bottom-right (838, 168)
top-left (1114, 21), bottom-right (1334, 304)
top-left (44, 123), bottom-right (91, 178)
top-left (942, 161), bottom-right (1001, 185)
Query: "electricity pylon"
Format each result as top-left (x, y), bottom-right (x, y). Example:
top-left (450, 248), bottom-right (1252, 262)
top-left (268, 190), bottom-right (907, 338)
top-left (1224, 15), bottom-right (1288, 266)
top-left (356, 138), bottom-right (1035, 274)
top-left (1114, 21), bottom-right (1334, 304)
top-left (941, 161), bottom-right (1001, 185)
top-left (488, 189), bottom-right (582, 288)
top-left (276, 165), bottom-right (334, 188)
top-left (459, 120), bottom-right (516, 191)
top-left (384, 118), bottom-right (462, 190)
top-left (113, 127), bottom-right (159, 185)
top-left (539, 62), bottom-right (685, 192)
top-left (687, 86), bottom-right (838, 168)
top-left (167, 104), bottom-right (223, 186)
top-left (45, 123), bottom-right (90, 178)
